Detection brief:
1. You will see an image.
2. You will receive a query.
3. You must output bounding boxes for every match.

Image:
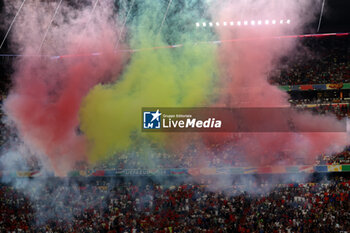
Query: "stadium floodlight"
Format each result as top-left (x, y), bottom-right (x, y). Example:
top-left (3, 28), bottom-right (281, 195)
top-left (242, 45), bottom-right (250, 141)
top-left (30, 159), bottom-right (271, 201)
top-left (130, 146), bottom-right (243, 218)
top-left (195, 18), bottom-right (290, 28)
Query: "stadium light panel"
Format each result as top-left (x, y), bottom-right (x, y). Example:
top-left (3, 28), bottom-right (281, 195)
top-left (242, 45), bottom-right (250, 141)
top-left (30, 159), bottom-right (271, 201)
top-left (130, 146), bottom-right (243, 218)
top-left (195, 19), bottom-right (290, 28)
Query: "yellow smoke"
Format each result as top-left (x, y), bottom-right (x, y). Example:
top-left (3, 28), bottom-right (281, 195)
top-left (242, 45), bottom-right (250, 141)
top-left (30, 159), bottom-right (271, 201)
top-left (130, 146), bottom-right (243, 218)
top-left (79, 0), bottom-right (219, 163)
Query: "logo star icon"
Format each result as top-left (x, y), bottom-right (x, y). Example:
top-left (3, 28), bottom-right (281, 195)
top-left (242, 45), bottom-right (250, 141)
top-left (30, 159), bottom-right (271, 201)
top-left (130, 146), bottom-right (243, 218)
top-left (151, 109), bottom-right (161, 122)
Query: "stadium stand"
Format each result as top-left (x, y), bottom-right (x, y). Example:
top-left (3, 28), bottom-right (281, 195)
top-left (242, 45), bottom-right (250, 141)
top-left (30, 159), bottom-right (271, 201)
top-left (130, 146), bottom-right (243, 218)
top-left (270, 36), bottom-right (350, 85)
top-left (0, 176), bottom-right (349, 232)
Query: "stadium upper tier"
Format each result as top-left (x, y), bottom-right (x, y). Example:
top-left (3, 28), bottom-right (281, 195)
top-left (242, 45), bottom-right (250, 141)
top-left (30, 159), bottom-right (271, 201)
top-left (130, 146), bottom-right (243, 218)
top-left (270, 36), bottom-right (349, 86)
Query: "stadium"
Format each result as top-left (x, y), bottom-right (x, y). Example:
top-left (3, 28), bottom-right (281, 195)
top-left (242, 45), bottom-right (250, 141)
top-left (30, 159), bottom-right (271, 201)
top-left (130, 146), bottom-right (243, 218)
top-left (0, 0), bottom-right (349, 232)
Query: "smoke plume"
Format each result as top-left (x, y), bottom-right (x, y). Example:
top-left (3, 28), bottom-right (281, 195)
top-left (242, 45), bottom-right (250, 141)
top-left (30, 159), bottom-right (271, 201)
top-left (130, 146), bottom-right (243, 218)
top-left (3, 0), bottom-right (123, 175)
top-left (1, 0), bottom-right (348, 176)
top-left (201, 0), bottom-right (348, 167)
top-left (79, 0), bottom-right (219, 163)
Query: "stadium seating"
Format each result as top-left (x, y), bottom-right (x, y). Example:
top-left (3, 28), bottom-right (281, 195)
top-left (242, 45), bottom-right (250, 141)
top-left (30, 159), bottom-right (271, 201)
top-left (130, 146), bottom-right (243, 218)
top-left (0, 177), bottom-right (349, 232)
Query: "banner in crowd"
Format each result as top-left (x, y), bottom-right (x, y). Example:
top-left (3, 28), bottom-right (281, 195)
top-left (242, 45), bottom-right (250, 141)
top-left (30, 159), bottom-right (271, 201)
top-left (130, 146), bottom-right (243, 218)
top-left (279, 83), bottom-right (350, 91)
top-left (2, 165), bottom-right (349, 177)
top-left (66, 164), bottom-right (349, 177)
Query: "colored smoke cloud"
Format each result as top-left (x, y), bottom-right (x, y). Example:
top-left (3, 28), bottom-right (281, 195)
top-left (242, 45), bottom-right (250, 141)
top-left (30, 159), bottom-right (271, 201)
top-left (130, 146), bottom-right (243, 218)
top-left (79, 0), bottom-right (219, 163)
top-left (1, 0), bottom-right (348, 176)
top-left (3, 0), bottom-right (123, 175)
top-left (201, 0), bottom-right (348, 167)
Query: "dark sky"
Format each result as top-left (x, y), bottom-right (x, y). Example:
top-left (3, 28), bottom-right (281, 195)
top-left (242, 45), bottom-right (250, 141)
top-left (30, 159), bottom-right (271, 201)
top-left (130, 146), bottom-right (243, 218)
top-left (315, 0), bottom-right (350, 33)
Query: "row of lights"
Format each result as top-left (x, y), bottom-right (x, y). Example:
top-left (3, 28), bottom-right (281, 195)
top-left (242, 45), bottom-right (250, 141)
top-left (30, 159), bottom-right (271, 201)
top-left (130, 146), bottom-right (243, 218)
top-left (196, 19), bottom-right (291, 27)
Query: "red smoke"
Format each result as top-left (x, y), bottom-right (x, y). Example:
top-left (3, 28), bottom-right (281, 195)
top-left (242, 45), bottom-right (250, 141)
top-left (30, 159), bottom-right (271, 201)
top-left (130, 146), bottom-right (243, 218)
top-left (201, 0), bottom-right (348, 167)
top-left (3, 1), bottom-right (123, 175)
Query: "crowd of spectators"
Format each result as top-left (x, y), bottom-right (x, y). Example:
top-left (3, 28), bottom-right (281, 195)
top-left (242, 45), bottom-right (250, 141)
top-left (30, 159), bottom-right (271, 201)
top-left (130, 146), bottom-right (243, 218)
top-left (0, 176), bottom-right (349, 232)
top-left (270, 36), bottom-right (350, 85)
top-left (318, 146), bottom-right (350, 165)
top-left (294, 102), bottom-right (350, 119)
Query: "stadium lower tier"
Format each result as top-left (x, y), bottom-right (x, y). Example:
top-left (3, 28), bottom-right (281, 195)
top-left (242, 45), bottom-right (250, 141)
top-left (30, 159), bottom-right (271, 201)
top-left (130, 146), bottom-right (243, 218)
top-left (0, 174), bottom-right (349, 232)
